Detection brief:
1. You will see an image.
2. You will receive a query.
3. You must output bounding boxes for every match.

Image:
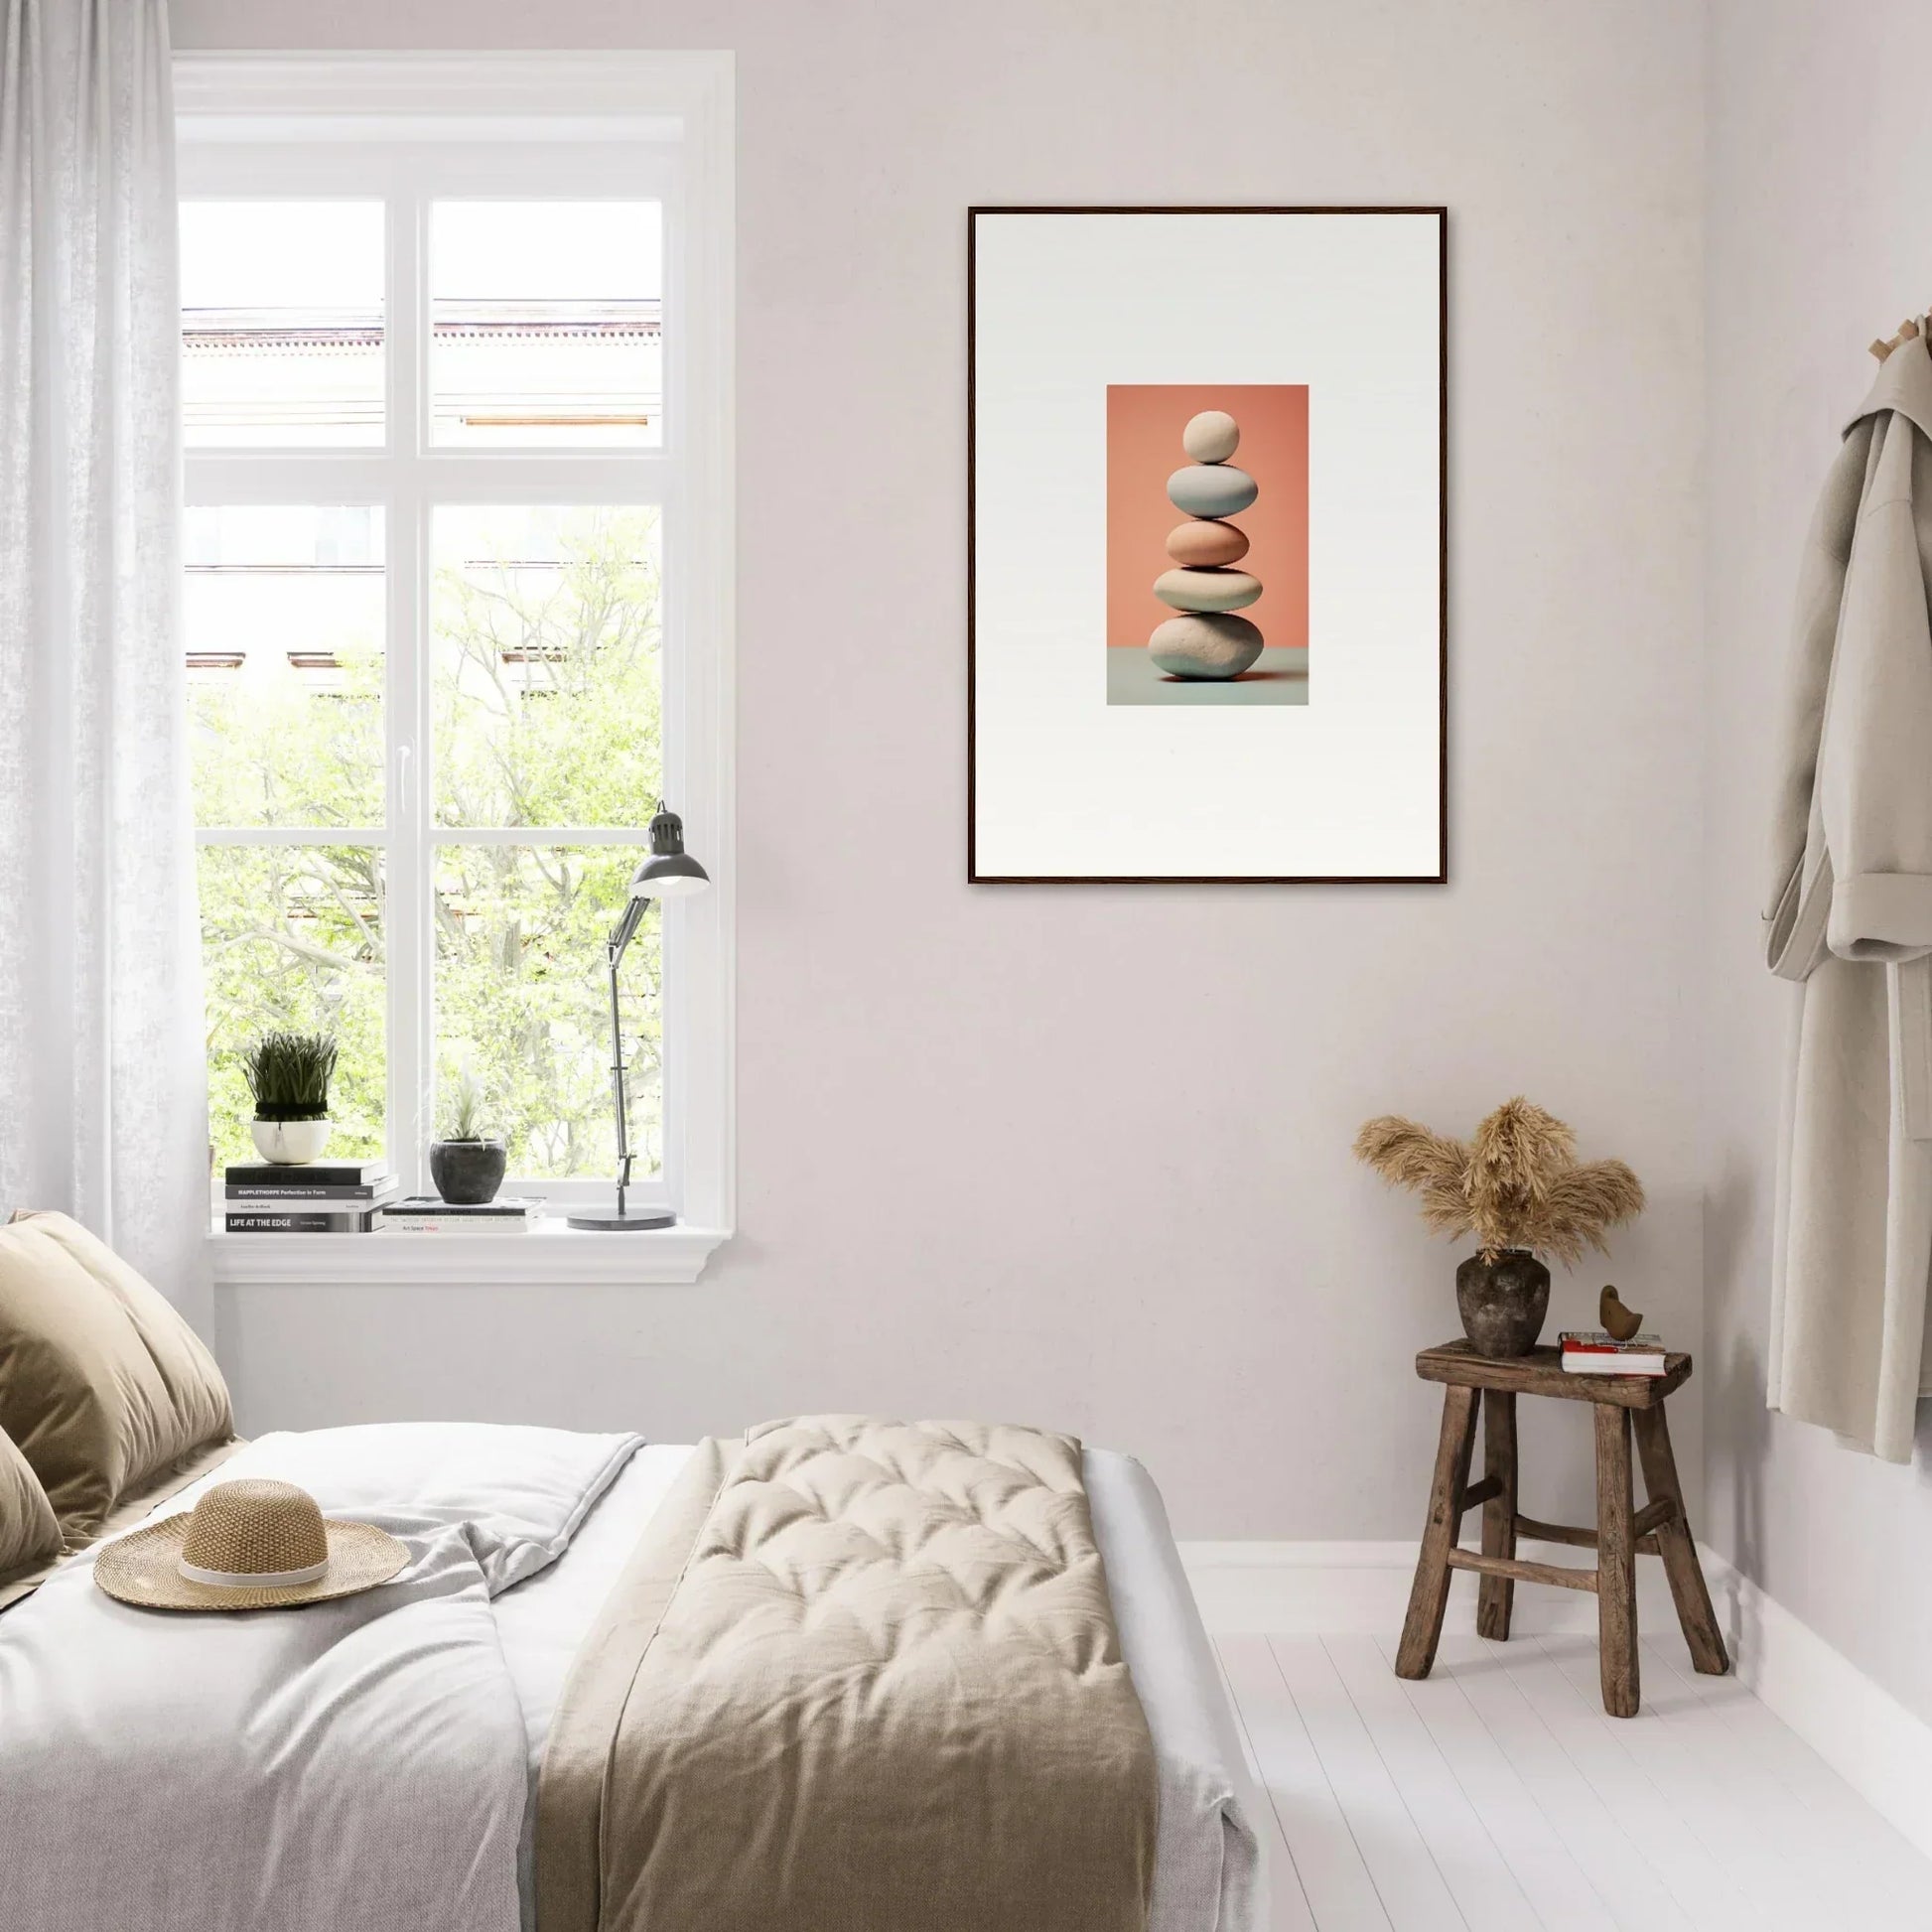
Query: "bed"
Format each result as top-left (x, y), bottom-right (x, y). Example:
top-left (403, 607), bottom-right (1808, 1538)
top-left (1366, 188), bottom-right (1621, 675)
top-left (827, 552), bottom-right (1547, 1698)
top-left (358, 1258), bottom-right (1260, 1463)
top-left (0, 1420), bottom-right (1264, 1932)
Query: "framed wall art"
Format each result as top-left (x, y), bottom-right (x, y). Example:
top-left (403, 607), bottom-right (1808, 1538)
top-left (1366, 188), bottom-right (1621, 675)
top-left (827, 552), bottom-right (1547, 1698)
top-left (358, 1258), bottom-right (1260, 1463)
top-left (968, 207), bottom-right (1447, 884)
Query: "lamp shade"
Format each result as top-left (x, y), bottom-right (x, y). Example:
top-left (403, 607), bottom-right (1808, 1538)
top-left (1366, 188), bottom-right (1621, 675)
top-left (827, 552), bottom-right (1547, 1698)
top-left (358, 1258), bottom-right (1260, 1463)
top-left (629, 803), bottom-right (710, 900)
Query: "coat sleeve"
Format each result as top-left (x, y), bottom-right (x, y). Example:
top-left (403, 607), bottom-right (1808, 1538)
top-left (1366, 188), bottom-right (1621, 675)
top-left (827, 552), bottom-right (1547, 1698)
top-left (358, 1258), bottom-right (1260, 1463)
top-left (1819, 418), bottom-right (1932, 963)
top-left (1764, 425), bottom-right (1871, 980)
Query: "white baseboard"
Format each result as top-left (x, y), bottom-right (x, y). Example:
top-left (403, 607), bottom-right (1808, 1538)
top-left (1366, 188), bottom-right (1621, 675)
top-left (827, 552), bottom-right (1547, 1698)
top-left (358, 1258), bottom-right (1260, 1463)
top-left (1699, 1548), bottom-right (1932, 1863)
top-left (1178, 1538), bottom-right (1932, 1865)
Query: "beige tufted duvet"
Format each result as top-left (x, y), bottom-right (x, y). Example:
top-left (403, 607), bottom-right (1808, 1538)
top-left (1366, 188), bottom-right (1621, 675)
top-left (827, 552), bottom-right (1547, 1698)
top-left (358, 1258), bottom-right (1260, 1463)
top-left (536, 1417), bottom-right (1160, 1932)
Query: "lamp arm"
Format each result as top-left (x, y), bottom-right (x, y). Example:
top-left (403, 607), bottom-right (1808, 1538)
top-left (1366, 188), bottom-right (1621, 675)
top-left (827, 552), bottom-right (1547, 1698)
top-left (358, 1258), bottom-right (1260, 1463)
top-left (606, 894), bottom-right (653, 1218)
top-left (608, 894), bottom-right (648, 961)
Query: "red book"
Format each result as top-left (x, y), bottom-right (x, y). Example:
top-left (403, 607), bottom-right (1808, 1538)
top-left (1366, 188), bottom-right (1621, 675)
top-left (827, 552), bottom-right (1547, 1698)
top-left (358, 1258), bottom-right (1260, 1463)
top-left (1558, 1329), bottom-right (1666, 1375)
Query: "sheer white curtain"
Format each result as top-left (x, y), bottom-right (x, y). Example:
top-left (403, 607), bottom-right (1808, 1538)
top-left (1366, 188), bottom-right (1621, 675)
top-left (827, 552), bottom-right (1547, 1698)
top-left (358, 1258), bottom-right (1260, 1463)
top-left (0, 0), bottom-right (210, 1328)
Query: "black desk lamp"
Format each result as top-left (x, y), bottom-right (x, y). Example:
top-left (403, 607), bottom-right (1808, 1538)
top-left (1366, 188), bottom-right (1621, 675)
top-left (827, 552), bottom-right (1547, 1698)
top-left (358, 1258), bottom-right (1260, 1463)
top-left (568, 802), bottom-right (709, 1230)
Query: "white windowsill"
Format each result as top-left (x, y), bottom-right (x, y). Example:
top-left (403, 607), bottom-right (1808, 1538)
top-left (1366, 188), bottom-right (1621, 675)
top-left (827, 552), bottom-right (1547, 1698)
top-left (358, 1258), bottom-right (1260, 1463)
top-left (208, 1220), bottom-right (730, 1286)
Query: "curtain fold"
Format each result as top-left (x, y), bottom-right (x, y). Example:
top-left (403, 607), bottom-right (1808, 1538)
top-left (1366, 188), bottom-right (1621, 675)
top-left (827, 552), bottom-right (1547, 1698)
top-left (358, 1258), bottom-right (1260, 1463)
top-left (0, 0), bottom-right (210, 1329)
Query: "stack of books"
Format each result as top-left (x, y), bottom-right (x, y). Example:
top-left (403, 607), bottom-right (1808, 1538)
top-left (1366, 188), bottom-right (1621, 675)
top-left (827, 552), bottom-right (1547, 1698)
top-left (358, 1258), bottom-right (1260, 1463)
top-left (1559, 1329), bottom-right (1669, 1376)
top-left (223, 1160), bottom-right (398, 1233)
top-left (376, 1195), bottom-right (541, 1235)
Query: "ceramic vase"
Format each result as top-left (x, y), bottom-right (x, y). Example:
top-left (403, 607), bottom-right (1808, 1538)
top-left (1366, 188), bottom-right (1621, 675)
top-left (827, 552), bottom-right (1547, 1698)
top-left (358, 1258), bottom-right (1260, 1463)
top-left (1454, 1248), bottom-right (1551, 1358)
top-left (428, 1139), bottom-right (507, 1206)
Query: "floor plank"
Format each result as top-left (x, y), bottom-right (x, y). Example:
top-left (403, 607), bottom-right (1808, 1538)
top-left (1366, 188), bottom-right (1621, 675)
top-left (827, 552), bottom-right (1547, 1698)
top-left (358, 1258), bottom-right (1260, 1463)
top-left (1534, 1636), bottom-right (1811, 1932)
top-left (1214, 1641), bottom-right (1268, 1786)
top-left (1319, 1635), bottom-right (1539, 1930)
top-left (1213, 1640), bottom-right (1320, 1932)
top-left (1269, 1635), bottom-right (1466, 1929)
top-left (1217, 1635), bottom-right (1381, 1931)
top-left (1427, 1637), bottom-right (1697, 1932)
top-left (1494, 1636), bottom-right (1754, 1929)
top-left (1368, 1632), bottom-right (1620, 1931)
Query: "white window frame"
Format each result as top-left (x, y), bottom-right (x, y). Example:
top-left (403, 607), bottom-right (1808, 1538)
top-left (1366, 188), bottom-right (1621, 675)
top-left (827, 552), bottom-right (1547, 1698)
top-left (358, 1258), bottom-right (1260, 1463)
top-left (178, 55), bottom-right (735, 1285)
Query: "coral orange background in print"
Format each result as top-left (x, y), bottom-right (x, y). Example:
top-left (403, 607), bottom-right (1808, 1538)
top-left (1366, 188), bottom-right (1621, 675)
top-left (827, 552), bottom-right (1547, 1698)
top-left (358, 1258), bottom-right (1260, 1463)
top-left (1105, 384), bottom-right (1309, 648)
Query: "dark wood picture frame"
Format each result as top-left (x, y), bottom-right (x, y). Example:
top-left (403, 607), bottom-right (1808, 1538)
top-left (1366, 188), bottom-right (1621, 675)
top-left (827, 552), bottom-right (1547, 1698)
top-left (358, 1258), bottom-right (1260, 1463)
top-left (966, 206), bottom-right (1449, 885)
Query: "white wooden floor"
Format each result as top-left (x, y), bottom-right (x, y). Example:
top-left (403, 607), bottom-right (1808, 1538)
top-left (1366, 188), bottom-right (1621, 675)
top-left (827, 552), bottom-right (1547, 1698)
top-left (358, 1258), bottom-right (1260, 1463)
top-left (1214, 1630), bottom-right (1932, 1930)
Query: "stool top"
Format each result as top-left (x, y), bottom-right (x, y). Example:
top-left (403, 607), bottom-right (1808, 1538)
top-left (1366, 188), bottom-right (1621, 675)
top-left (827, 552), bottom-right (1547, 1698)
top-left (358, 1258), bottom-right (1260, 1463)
top-left (1416, 1339), bottom-right (1691, 1408)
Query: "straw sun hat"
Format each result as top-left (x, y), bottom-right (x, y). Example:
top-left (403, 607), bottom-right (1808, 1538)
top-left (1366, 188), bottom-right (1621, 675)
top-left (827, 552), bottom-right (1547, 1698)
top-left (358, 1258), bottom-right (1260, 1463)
top-left (94, 1477), bottom-right (409, 1611)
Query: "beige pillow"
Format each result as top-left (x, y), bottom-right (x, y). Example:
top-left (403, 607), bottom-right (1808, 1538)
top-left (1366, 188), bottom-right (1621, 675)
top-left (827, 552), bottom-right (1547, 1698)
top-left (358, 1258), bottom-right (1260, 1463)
top-left (0, 1423), bottom-right (61, 1586)
top-left (0, 1211), bottom-right (233, 1540)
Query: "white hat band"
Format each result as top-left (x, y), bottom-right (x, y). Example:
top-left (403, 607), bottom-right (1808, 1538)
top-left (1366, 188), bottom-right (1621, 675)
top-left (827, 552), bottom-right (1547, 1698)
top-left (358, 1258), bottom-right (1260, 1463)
top-left (178, 1555), bottom-right (330, 1588)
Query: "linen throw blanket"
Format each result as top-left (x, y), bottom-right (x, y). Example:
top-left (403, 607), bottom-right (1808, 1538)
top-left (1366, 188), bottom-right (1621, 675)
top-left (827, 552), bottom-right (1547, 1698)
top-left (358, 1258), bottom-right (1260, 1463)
top-left (536, 1416), bottom-right (1160, 1932)
top-left (0, 1424), bottom-right (639, 1932)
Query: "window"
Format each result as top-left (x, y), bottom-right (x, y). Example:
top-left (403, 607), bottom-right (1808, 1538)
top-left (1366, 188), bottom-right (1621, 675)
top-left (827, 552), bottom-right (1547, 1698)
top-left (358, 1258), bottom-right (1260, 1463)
top-left (177, 56), bottom-right (735, 1277)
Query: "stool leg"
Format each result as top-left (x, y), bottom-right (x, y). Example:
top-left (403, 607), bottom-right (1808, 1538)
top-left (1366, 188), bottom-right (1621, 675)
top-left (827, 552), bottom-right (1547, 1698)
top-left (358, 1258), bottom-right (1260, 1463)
top-left (1632, 1404), bottom-right (1730, 1676)
top-left (1593, 1404), bottom-right (1640, 1718)
top-left (1396, 1384), bottom-right (1478, 1680)
top-left (1476, 1389), bottom-right (1518, 1641)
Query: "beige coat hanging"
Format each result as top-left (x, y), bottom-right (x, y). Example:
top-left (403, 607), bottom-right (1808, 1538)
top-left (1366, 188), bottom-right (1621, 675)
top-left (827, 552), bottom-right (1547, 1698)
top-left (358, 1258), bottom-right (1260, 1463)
top-left (1765, 331), bottom-right (1932, 1462)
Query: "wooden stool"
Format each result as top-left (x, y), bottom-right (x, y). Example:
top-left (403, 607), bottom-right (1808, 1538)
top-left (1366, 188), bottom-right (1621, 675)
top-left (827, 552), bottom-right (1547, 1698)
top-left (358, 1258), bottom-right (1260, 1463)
top-left (1394, 1339), bottom-right (1728, 1718)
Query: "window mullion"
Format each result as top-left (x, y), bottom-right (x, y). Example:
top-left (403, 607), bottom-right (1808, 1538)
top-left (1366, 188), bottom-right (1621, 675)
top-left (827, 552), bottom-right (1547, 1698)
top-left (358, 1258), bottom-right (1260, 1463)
top-left (433, 826), bottom-right (649, 846)
top-left (195, 827), bottom-right (391, 846)
top-left (384, 174), bottom-right (430, 1197)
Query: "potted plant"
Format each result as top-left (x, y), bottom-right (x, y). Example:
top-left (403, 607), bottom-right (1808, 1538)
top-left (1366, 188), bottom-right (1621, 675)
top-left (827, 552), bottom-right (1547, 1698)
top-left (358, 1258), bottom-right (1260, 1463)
top-left (244, 1032), bottom-right (339, 1166)
top-left (1353, 1097), bottom-right (1645, 1357)
top-left (428, 1071), bottom-right (507, 1206)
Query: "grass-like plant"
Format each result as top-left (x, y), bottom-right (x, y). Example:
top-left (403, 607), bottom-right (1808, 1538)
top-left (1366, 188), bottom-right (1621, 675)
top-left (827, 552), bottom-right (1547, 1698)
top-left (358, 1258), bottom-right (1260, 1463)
top-left (1353, 1096), bottom-right (1644, 1266)
top-left (243, 1031), bottom-right (339, 1122)
top-left (439, 1069), bottom-right (493, 1143)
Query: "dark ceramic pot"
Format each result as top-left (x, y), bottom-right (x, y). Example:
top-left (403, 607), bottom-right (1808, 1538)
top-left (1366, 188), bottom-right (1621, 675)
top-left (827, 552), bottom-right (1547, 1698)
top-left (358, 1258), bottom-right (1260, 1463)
top-left (428, 1138), bottom-right (507, 1206)
top-left (1454, 1249), bottom-right (1551, 1358)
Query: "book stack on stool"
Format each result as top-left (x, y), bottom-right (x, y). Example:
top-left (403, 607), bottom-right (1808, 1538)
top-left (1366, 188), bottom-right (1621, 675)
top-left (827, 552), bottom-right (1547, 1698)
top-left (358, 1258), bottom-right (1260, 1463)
top-left (223, 1160), bottom-right (397, 1234)
top-left (1560, 1329), bottom-right (1668, 1377)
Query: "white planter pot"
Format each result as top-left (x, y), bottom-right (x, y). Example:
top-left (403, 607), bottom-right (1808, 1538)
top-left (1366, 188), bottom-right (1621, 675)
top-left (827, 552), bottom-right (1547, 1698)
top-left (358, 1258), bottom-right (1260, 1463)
top-left (250, 1118), bottom-right (333, 1166)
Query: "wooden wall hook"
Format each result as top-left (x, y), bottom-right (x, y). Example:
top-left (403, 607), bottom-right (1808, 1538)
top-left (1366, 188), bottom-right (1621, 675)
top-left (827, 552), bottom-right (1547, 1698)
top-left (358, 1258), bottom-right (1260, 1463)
top-left (1871, 314), bottom-right (1927, 362)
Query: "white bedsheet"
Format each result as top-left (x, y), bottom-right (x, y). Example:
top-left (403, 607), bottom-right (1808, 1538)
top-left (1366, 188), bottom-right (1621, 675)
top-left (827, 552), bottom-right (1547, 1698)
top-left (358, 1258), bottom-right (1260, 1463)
top-left (492, 1445), bottom-right (1264, 1932)
top-left (0, 1424), bottom-right (641, 1932)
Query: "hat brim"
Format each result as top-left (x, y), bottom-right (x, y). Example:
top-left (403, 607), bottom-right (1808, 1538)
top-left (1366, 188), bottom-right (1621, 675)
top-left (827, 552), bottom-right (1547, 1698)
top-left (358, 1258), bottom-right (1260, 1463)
top-left (93, 1514), bottom-right (410, 1612)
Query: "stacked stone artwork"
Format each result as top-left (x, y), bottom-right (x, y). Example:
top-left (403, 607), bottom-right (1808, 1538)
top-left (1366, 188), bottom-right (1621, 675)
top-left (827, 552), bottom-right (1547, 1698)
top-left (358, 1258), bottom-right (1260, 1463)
top-left (1149, 410), bottom-right (1265, 679)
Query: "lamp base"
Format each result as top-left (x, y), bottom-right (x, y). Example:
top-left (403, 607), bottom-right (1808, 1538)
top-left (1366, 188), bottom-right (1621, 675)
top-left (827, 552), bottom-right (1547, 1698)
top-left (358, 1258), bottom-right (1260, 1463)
top-left (566, 1206), bottom-right (677, 1231)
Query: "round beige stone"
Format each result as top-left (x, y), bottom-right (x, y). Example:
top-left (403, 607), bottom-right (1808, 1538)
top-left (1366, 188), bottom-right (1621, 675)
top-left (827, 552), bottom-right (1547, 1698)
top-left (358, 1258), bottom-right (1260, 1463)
top-left (1166, 519), bottom-right (1250, 567)
top-left (1154, 567), bottom-right (1262, 614)
top-left (1182, 410), bottom-right (1240, 463)
top-left (1148, 612), bottom-right (1265, 679)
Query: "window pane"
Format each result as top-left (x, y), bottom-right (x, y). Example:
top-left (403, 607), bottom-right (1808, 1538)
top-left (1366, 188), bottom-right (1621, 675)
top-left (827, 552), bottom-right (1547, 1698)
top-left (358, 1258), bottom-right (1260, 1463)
top-left (181, 202), bottom-right (384, 447)
top-left (187, 506), bottom-right (384, 829)
top-left (434, 846), bottom-right (658, 1179)
top-left (200, 845), bottom-right (387, 1167)
top-left (430, 202), bottom-right (661, 448)
top-left (432, 506), bottom-right (661, 828)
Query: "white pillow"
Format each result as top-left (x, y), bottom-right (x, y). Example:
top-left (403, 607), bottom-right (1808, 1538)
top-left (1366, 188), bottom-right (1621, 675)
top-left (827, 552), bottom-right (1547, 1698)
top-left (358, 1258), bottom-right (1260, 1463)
top-left (156, 1423), bottom-right (643, 1594)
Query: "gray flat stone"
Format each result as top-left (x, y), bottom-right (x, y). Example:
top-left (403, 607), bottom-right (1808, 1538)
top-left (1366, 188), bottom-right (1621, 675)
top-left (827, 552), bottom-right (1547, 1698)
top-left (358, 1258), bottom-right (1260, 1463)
top-left (1167, 464), bottom-right (1258, 518)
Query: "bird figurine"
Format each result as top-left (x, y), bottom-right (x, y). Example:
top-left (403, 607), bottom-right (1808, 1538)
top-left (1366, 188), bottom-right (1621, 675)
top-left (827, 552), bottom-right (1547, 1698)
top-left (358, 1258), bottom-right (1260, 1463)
top-left (1599, 1285), bottom-right (1643, 1341)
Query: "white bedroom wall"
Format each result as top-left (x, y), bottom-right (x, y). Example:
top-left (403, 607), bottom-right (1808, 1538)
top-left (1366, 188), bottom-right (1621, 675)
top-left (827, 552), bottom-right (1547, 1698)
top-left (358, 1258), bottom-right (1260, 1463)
top-left (1703, 0), bottom-right (1932, 1729)
top-left (170, 0), bottom-right (1707, 1539)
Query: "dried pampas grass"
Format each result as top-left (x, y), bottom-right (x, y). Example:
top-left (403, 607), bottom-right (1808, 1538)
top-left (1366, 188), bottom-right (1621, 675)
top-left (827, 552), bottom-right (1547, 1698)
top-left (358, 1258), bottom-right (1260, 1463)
top-left (1351, 1116), bottom-right (1472, 1239)
top-left (1353, 1096), bottom-right (1644, 1265)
